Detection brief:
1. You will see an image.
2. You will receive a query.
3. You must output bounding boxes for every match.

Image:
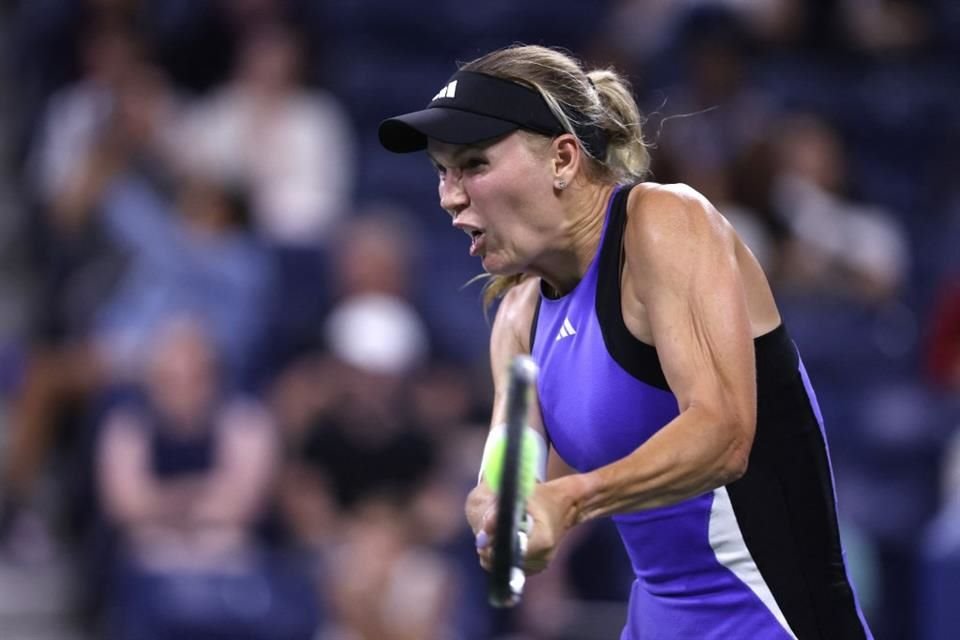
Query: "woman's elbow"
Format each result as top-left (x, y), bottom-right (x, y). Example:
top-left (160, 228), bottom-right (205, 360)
top-left (719, 446), bottom-right (750, 484)
top-left (716, 417), bottom-right (755, 484)
top-left (687, 401), bottom-right (755, 485)
top-left (716, 408), bottom-right (756, 485)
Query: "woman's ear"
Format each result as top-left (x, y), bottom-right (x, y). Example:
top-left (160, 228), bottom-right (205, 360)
top-left (552, 133), bottom-right (580, 190)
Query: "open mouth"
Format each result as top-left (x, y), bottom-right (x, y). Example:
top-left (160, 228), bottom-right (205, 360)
top-left (468, 229), bottom-right (485, 256)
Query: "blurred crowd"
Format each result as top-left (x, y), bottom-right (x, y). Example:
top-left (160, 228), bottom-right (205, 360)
top-left (0, 1), bottom-right (959, 639)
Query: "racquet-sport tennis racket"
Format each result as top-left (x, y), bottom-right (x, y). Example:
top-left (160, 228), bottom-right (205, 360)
top-left (489, 354), bottom-right (539, 607)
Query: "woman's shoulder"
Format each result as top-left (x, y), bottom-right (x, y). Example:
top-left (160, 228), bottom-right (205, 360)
top-left (492, 276), bottom-right (541, 356)
top-left (625, 181), bottom-right (733, 245)
top-left (627, 181), bottom-right (717, 217)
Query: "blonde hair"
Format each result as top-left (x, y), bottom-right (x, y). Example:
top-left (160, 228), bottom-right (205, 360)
top-left (461, 45), bottom-right (650, 308)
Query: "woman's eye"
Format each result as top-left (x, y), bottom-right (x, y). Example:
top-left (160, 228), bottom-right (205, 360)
top-left (463, 158), bottom-right (486, 171)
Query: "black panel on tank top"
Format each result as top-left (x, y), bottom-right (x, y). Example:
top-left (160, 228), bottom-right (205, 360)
top-left (530, 295), bottom-right (542, 351)
top-left (595, 185), bottom-right (672, 390)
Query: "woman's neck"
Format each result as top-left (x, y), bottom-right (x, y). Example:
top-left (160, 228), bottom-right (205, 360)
top-left (537, 181), bottom-right (616, 296)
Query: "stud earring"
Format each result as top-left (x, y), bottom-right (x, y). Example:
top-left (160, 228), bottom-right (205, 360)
top-left (555, 180), bottom-right (567, 189)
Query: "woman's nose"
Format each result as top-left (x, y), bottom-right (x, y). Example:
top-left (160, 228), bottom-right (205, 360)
top-left (439, 172), bottom-right (468, 216)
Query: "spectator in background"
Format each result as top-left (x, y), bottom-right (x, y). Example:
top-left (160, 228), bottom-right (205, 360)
top-left (180, 20), bottom-right (357, 386)
top-left (92, 167), bottom-right (271, 387)
top-left (25, 20), bottom-right (161, 206)
top-left (328, 207), bottom-right (420, 301)
top-left (771, 112), bottom-right (908, 305)
top-left (272, 210), bottom-right (435, 539)
top-left (652, 5), bottom-right (777, 204)
top-left (322, 498), bottom-right (458, 640)
top-left (96, 315), bottom-right (316, 640)
top-left (264, 205), bottom-right (426, 420)
top-left (181, 20), bottom-right (355, 247)
top-left (255, 201), bottom-right (424, 390)
top-left (281, 208), bottom-right (432, 513)
top-left (266, 207), bottom-right (489, 639)
top-left (274, 293), bottom-right (461, 640)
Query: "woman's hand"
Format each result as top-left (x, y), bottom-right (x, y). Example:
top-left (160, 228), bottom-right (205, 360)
top-left (468, 477), bottom-right (579, 575)
top-left (465, 482), bottom-right (499, 572)
top-left (465, 481), bottom-right (496, 540)
top-left (519, 480), bottom-right (576, 574)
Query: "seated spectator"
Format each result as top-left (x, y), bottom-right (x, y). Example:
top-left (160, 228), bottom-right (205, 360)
top-left (278, 292), bottom-right (434, 524)
top-left (180, 20), bottom-right (355, 247)
top-left (770, 112), bottom-right (909, 305)
top-left (322, 497), bottom-right (458, 640)
top-left (97, 315), bottom-right (317, 640)
top-left (270, 263), bottom-right (475, 638)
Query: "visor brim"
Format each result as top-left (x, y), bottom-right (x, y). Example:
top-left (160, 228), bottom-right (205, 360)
top-left (378, 107), bottom-right (520, 153)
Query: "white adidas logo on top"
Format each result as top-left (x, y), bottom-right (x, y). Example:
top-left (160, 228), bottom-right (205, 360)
top-left (555, 317), bottom-right (577, 341)
top-left (432, 80), bottom-right (458, 101)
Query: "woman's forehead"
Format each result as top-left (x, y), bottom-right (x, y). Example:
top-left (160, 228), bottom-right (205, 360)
top-left (426, 132), bottom-right (526, 162)
top-left (427, 139), bottom-right (491, 159)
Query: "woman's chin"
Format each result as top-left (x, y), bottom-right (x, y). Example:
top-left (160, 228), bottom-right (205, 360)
top-left (480, 256), bottom-right (521, 277)
top-left (479, 254), bottom-right (497, 273)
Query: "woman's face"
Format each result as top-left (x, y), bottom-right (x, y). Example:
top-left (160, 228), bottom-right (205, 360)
top-left (427, 132), bottom-right (556, 275)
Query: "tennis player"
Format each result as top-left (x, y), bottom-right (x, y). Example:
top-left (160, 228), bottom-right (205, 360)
top-left (379, 44), bottom-right (873, 639)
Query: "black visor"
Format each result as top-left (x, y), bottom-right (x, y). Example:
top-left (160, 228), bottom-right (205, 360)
top-left (379, 70), bottom-right (605, 157)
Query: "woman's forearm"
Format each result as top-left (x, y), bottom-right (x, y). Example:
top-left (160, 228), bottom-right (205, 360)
top-left (557, 405), bottom-right (751, 528)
